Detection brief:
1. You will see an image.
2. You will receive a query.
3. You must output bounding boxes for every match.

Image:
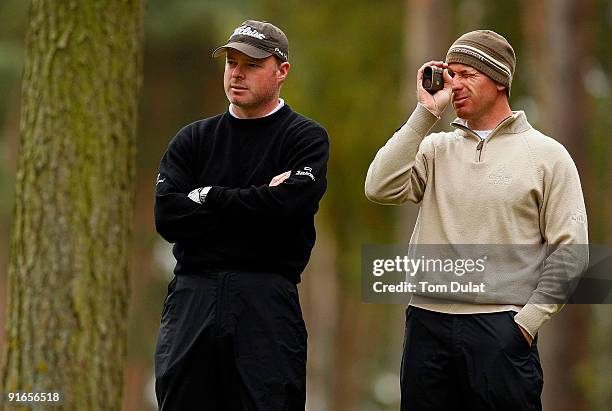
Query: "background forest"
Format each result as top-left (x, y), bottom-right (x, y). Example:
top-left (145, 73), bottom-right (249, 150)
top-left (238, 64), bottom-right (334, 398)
top-left (0, 0), bottom-right (610, 410)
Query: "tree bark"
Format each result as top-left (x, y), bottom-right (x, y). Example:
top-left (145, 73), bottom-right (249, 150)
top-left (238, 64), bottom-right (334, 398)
top-left (1, 1), bottom-right (143, 409)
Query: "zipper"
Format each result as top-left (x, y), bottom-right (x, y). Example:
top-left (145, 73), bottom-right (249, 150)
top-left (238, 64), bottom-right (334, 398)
top-left (476, 138), bottom-right (484, 161)
top-left (451, 115), bottom-right (515, 163)
top-left (450, 124), bottom-right (486, 162)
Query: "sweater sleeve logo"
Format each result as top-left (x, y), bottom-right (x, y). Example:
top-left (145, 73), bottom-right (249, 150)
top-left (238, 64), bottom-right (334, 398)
top-left (571, 208), bottom-right (587, 225)
top-left (156, 173), bottom-right (166, 185)
top-left (295, 166), bottom-right (316, 181)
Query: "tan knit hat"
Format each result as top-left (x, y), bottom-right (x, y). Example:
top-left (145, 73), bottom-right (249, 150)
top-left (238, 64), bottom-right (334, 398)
top-left (446, 30), bottom-right (516, 96)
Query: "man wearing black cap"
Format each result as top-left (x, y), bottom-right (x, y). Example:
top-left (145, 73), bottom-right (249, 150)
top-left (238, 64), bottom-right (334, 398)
top-left (366, 30), bottom-right (588, 410)
top-left (154, 20), bottom-right (329, 410)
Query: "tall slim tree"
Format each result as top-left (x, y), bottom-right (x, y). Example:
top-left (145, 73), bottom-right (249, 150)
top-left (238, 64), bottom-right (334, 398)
top-left (1, 1), bottom-right (143, 409)
top-left (402, 0), bottom-right (453, 241)
top-left (522, 0), bottom-right (593, 409)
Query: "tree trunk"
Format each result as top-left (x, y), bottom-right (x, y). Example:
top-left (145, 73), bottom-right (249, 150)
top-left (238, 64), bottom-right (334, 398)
top-left (522, 1), bottom-right (592, 410)
top-left (1, 1), bottom-right (143, 409)
top-left (401, 0), bottom-right (453, 241)
top-left (300, 216), bottom-right (339, 411)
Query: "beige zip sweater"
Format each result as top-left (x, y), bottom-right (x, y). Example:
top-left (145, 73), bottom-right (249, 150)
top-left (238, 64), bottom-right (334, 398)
top-left (365, 104), bottom-right (589, 337)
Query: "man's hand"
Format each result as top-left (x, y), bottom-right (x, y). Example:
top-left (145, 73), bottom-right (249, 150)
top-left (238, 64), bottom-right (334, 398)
top-left (417, 60), bottom-right (453, 117)
top-left (269, 171), bottom-right (291, 187)
top-left (517, 323), bottom-right (533, 346)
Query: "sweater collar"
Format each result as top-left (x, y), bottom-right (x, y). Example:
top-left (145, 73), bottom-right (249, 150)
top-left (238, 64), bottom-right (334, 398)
top-left (226, 103), bottom-right (291, 125)
top-left (451, 111), bottom-right (532, 140)
top-left (228, 98), bottom-right (285, 119)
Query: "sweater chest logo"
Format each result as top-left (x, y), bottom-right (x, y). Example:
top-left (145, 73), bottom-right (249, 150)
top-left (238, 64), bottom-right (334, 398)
top-left (487, 165), bottom-right (512, 186)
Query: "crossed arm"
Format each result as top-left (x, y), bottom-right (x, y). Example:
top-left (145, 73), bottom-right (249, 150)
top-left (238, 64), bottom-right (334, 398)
top-left (154, 126), bottom-right (329, 243)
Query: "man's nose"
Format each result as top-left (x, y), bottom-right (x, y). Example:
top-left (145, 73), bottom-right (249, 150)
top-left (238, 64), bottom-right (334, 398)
top-left (232, 65), bottom-right (245, 78)
top-left (451, 76), bottom-right (462, 92)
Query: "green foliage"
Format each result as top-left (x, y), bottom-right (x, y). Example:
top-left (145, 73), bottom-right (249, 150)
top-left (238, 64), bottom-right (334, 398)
top-left (0, 0), bottom-right (27, 218)
top-left (257, 0), bottom-right (404, 281)
top-left (0, 0), bottom-right (27, 131)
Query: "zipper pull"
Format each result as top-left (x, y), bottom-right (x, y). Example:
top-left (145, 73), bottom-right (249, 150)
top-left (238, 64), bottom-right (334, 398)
top-left (476, 138), bottom-right (484, 151)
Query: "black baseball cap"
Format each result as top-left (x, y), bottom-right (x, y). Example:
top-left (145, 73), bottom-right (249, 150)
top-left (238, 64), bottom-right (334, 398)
top-left (212, 20), bottom-right (289, 62)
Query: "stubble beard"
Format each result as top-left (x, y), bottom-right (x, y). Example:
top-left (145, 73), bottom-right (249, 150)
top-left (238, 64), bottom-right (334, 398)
top-left (229, 83), bottom-right (279, 112)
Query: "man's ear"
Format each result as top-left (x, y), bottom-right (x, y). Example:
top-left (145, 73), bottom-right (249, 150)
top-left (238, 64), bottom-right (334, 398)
top-left (277, 62), bottom-right (291, 83)
top-left (496, 83), bottom-right (506, 93)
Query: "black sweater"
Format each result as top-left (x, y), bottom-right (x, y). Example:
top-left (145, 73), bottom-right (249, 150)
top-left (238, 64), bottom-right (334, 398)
top-left (154, 104), bottom-right (329, 283)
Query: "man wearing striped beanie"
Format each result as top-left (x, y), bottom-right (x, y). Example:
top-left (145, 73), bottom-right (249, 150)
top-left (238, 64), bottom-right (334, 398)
top-left (366, 30), bottom-right (588, 410)
top-left (446, 30), bottom-right (515, 96)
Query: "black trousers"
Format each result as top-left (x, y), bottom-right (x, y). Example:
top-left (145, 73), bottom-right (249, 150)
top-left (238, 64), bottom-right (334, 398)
top-left (400, 306), bottom-right (543, 411)
top-left (155, 271), bottom-right (307, 411)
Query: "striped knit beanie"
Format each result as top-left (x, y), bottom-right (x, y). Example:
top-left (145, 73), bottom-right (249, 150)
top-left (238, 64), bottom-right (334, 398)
top-left (446, 30), bottom-right (516, 96)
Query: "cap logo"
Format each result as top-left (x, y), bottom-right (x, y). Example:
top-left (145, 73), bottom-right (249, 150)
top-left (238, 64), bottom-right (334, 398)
top-left (232, 25), bottom-right (266, 40)
top-left (274, 47), bottom-right (287, 60)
